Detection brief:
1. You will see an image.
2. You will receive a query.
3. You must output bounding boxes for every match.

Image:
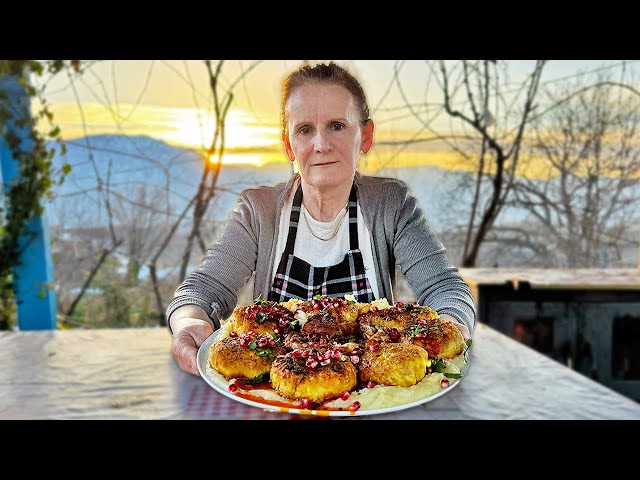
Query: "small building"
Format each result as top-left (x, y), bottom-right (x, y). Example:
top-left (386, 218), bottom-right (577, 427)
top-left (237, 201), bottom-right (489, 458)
top-left (459, 268), bottom-right (640, 402)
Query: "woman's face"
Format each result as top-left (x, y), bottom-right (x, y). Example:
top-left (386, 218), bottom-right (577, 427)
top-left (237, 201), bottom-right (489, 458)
top-left (284, 83), bottom-right (373, 190)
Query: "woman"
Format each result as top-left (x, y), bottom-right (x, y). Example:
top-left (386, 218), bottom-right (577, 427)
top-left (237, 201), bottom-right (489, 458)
top-left (167, 62), bottom-right (476, 375)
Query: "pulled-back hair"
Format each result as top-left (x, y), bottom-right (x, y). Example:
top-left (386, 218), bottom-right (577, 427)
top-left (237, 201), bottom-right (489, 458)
top-left (281, 62), bottom-right (370, 135)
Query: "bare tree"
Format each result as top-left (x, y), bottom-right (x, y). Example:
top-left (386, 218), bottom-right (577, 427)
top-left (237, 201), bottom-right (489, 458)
top-left (148, 60), bottom-right (262, 325)
top-left (64, 159), bottom-right (123, 319)
top-left (435, 60), bottom-right (547, 267)
top-left (511, 74), bottom-right (640, 267)
top-left (110, 184), bottom-right (166, 286)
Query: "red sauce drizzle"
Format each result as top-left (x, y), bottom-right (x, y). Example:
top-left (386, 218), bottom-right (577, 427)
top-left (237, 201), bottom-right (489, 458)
top-left (232, 380), bottom-right (351, 412)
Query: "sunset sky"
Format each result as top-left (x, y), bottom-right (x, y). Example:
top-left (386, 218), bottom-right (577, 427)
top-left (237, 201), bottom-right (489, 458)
top-left (34, 60), bottom-right (639, 171)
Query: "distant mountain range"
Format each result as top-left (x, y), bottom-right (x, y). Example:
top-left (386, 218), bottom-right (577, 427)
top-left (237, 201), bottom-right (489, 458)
top-left (45, 134), bottom-right (639, 267)
top-left (46, 134), bottom-right (292, 227)
top-left (46, 133), bottom-right (507, 231)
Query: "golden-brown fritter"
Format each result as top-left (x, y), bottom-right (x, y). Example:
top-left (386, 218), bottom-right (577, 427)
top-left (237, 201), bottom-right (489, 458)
top-left (358, 307), bottom-right (414, 340)
top-left (229, 299), bottom-right (296, 337)
top-left (358, 342), bottom-right (429, 387)
top-left (270, 351), bottom-right (358, 404)
top-left (209, 334), bottom-right (286, 381)
top-left (403, 315), bottom-right (465, 359)
top-left (358, 303), bottom-right (465, 359)
top-left (295, 296), bottom-right (360, 339)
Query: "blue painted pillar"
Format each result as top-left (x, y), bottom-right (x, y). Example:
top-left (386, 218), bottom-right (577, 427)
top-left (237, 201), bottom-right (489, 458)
top-left (0, 74), bottom-right (57, 329)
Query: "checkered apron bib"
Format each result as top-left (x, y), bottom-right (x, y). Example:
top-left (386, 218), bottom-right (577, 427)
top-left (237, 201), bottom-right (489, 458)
top-left (268, 182), bottom-right (375, 303)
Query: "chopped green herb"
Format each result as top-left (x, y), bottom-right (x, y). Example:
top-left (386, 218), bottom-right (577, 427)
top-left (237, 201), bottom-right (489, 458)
top-left (313, 294), bottom-right (323, 300)
top-left (253, 295), bottom-right (268, 306)
top-left (409, 324), bottom-right (427, 338)
top-left (431, 356), bottom-right (446, 373)
top-left (444, 372), bottom-right (462, 379)
top-left (463, 338), bottom-right (473, 361)
top-left (254, 347), bottom-right (273, 358)
top-left (245, 373), bottom-right (269, 384)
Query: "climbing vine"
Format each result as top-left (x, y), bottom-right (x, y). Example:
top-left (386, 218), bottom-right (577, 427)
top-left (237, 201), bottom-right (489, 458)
top-left (0, 60), bottom-right (80, 329)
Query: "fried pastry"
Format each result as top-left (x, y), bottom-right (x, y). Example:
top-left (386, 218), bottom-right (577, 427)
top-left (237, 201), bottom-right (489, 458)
top-left (359, 341), bottom-right (429, 387)
top-left (209, 332), bottom-right (286, 381)
top-left (270, 349), bottom-right (358, 403)
top-left (294, 295), bottom-right (359, 339)
top-left (358, 302), bottom-right (465, 359)
top-left (229, 298), bottom-right (296, 337)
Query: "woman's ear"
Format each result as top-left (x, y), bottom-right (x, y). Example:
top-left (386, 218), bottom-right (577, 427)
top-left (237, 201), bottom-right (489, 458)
top-left (282, 131), bottom-right (295, 161)
top-left (361, 119), bottom-right (374, 154)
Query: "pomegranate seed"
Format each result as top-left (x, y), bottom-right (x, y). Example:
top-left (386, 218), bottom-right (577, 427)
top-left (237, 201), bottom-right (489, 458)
top-left (301, 398), bottom-right (311, 409)
top-left (368, 342), bottom-right (380, 351)
top-left (306, 359), bottom-right (318, 369)
top-left (441, 378), bottom-right (450, 389)
top-left (367, 381), bottom-right (377, 388)
top-left (349, 401), bottom-right (361, 411)
top-left (340, 391), bottom-right (350, 401)
top-left (228, 383), bottom-right (238, 393)
top-left (389, 329), bottom-right (400, 341)
top-left (292, 349), bottom-right (303, 358)
top-left (229, 332), bottom-right (237, 338)
top-left (349, 355), bottom-right (360, 364)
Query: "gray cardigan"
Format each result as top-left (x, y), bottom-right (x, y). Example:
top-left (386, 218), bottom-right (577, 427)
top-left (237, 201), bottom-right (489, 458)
top-left (166, 172), bottom-right (477, 332)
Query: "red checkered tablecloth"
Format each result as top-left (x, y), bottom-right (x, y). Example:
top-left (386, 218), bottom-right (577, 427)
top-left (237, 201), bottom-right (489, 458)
top-left (182, 381), bottom-right (315, 420)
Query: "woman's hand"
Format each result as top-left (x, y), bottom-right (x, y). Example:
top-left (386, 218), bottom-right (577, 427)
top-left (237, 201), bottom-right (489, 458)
top-left (169, 306), bottom-right (215, 376)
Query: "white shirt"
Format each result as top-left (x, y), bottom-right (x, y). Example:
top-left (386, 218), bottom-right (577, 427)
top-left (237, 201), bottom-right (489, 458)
top-left (272, 183), bottom-right (380, 299)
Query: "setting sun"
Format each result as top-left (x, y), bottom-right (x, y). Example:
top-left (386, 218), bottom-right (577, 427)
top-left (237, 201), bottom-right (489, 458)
top-left (42, 102), bottom-right (283, 167)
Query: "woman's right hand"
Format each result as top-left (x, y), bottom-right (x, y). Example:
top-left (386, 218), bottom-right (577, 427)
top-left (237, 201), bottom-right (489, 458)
top-left (169, 307), bottom-right (215, 376)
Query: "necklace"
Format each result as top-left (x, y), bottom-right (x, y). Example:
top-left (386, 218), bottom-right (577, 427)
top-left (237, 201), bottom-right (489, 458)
top-left (301, 202), bottom-right (349, 242)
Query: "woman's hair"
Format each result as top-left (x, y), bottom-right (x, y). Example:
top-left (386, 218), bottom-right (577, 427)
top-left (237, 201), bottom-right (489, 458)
top-left (281, 62), bottom-right (370, 135)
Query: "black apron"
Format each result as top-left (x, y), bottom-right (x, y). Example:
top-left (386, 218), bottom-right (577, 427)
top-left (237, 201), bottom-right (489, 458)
top-left (268, 182), bottom-right (375, 303)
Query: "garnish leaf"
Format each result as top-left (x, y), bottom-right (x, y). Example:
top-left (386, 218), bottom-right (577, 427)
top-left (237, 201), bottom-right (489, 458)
top-left (245, 373), bottom-right (269, 384)
top-left (444, 372), bottom-right (462, 379)
top-left (431, 356), bottom-right (446, 373)
top-left (409, 324), bottom-right (427, 338)
top-left (254, 347), bottom-right (274, 358)
top-left (254, 295), bottom-right (268, 306)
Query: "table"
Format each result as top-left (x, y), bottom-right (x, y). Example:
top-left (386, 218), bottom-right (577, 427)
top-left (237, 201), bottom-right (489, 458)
top-left (1, 323), bottom-right (639, 420)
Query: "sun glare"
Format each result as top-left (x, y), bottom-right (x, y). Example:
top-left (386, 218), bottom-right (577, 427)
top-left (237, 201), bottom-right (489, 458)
top-left (45, 101), bottom-right (282, 167)
top-left (167, 108), bottom-right (279, 152)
